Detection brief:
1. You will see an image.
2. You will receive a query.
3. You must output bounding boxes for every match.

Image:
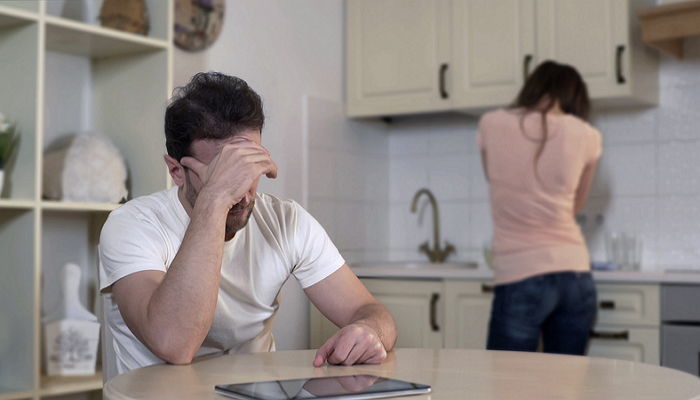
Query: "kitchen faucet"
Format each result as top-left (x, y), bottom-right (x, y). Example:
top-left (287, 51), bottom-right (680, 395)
top-left (410, 188), bottom-right (455, 263)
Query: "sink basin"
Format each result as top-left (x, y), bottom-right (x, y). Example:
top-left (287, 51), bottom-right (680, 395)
top-left (352, 261), bottom-right (479, 270)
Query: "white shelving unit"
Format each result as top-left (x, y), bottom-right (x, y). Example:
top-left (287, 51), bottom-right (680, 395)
top-left (0, 1), bottom-right (172, 399)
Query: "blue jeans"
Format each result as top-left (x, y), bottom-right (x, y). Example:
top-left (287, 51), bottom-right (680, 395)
top-left (486, 271), bottom-right (597, 355)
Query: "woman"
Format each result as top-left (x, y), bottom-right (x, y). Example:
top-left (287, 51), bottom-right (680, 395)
top-left (478, 61), bottom-right (601, 355)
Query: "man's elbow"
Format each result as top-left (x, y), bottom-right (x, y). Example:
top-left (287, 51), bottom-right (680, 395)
top-left (148, 337), bottom-right (199, 365)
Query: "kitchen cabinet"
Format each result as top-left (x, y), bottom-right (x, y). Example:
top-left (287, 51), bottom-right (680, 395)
top-left (536, 0), bottom-right (657, 105)
top-left (310, 279), bottom-right (444, 349)
top-left (588, 283), bottom-right (660, 364)
top-left (443, 280), bottom-right (493, 349)
top-left (310, 278), bottom-right (493, 351)
top-left (346, 0), bottom-right (658, 118)
top-left (310, 277), bottom-right (662, 365)
top-left (346, 0), bottom-right (451, 117)
top-left (450, 0), bottom-right (536, 110)
top-left (661, 284), bottom-right (700, 375)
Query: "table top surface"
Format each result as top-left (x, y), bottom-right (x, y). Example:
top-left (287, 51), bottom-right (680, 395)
top-left (104, 348), bottom-right (700, 400)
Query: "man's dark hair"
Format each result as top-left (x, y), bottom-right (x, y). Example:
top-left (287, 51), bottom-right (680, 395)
top-left (165, 72), bottom-right (264, 161)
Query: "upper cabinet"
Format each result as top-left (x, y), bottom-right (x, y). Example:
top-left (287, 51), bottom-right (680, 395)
top-left (346, 0), bottom-right (451, 117)
top-left (345, 0), bottom-right (659, 118)
top-left (451, 0), bottom-right (536, 110)
top-left (536, 0), bottom-right (657, 106)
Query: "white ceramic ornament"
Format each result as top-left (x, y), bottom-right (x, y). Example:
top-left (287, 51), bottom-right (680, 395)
top-left (43, 263), bottom-right (100, 376)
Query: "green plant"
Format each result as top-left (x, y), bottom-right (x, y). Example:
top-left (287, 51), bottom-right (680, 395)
top-left (0, 113), bottom-right (18, 169)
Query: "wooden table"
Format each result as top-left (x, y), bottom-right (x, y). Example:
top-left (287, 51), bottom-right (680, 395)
top-left (104, 348), bottom-right (700, 399)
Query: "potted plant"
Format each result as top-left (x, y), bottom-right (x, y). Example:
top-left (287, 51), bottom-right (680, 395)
top-left (0, 112), bottom-right (19, 195)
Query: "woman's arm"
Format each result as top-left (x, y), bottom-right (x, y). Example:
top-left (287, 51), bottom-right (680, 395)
top-left (574, 161), bottom-right (599, 214)
top-left (481, 149), bottom-right (489, 182)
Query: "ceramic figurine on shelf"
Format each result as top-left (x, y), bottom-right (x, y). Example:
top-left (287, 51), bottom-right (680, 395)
top-left (42, 133), bottom-right (128, 203)
top-left (43, 263), bottom-right (100, 376)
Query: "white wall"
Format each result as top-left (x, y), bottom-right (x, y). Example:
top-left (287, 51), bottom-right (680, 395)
top-left (386, 38), bottom-right (700, 272)
top-left (173, 0), bottom-right (391, 350)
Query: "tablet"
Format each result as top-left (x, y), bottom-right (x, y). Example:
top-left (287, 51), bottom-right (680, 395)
top-left (214, 374), bottom-right (431, 400)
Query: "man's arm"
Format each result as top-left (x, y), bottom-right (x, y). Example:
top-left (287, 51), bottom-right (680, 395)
top-left (110, 141), bottom-right (277, 364)
top-left (111, 197), bottom-right (229, 364)
top-left (305, 265), bottom-right (396, 366)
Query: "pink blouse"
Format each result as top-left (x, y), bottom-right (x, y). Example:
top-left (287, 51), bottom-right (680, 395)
top-left (477, 109), bottom-right (602, 285)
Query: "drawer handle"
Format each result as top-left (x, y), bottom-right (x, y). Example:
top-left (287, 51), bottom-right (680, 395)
top-left (481, 284), bottom-right (494, 293)
top-left (590, 330), bottom-right (629, 341)
top-left (599, 300), bottom-right (616, 309)
top-left (430, 293), bottom-right (440, 332)
top-left (439, 63), bottom-right (449, 99)
top-left (616, 44), bottom-right (626, 84)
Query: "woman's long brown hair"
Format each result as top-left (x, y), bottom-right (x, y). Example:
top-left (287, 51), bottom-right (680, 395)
top-left (511, 60), bottom-right (591, 180)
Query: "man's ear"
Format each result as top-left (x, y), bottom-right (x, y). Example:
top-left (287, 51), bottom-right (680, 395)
top-left (164, 154), bottom-right (186, 187)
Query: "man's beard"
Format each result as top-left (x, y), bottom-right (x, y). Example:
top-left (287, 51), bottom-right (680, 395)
top-left (184, 177), bottom-right (255, 240)
top-left (224, 200), bottom-right (255, 240)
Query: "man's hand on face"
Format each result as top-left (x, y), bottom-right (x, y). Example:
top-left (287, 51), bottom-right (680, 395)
top-left (313, 322), bottom-right (388, 367)
top-left (180, 138), bottom-right (278, 209)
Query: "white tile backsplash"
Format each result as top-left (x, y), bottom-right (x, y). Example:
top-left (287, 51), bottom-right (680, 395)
top-left (389, 156), bottom-right (430, 202)
top-left (657, 99), bottom-right (700, 142)
top-left (428, 156), bottom-right (471, 201)
top-left (593, 108), bottom-right (657, 144)
top-left (593, 143), bottom-right (657, 197)
top-left (469, 154), bottom-right (489, 201)
top-left (658, 140), bottom-right (700, 195)
top-left (389, 201), bottom-right (433, 252)
top-left (657, 197), bottom-right (700, 268)
top-left (440, 201), bottom-right (471, 250)
top-left (308, 148), bottom-right (337, 199)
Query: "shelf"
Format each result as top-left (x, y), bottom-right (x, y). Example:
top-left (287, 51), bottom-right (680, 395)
top-left (638, 0), bottom-right (700, 58)
top-left (41, 201), bottom-right (120, 212)
top-left (45, 15), bottom-right (168, 58)
top-left (0, 199), bottom-right (35, 210)
top-left (0, 5), bottom-right (37, 28)
top-left (40, 372), bottom-right (102, 397)
top-left (0, 388), bottom-right (32, 400)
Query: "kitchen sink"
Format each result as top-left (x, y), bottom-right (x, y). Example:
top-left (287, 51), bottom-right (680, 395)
top-left (352, 261), bottom-right (479, 269)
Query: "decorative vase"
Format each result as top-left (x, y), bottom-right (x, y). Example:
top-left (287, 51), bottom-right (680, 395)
top-left (43, 263), bottom-right (100, 376)
top-left (99, 0), bottom-right (149, 35)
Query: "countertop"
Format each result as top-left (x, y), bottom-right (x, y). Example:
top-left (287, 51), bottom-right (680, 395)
top-left (350, 262), bottom-right (700, 284)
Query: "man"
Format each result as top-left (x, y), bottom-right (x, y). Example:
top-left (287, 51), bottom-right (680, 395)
top-left (98, 72), bottom-right (396, 380)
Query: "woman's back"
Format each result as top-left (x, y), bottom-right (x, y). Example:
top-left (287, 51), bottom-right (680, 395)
top-left (478, 108), bottom-right (601, 284)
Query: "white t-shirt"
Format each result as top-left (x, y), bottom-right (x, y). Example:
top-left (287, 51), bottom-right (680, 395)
top-left (98, 187), bottom-right (344, 381)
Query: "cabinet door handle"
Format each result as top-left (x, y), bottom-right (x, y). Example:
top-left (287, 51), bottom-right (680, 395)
top-left (599, 300), bottom-right (616, 309)
top-left (616, 45), bottom-right (626, 84)
top-left (439, 63), bottom-right (449, 99)
top-left (590, 330), bottom-right (629, 341)
top-left (430, 293), bottom-right (440, 332)
top-left (523, 54), bottom-right (533, 82)
top-left (481, 284), bottom-right (494, 293)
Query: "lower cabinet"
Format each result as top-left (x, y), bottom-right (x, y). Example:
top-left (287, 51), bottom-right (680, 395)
top-left (588, 326), bottom-right (660, 364)
top-left (309, 278), bottom-right (492, 349)
top-left (361, 279), bottom-right (444, 349)
top-left (443, 280), bottom-right (494, 349)
top-left (590, 283), bottom-right (661, 365)
top-left (309, 278), bottom-right (662, 365)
